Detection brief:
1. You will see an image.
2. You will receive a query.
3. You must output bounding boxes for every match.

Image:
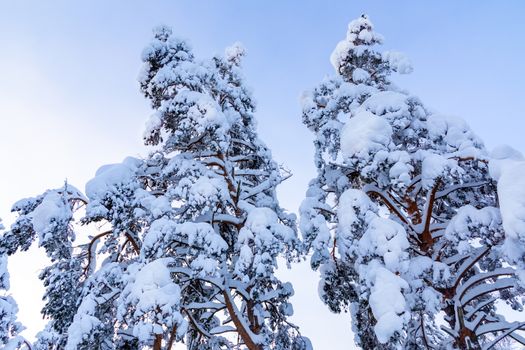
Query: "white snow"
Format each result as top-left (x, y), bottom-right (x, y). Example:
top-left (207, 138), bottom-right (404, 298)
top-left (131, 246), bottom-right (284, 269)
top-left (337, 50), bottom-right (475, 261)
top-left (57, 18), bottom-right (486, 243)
top-left (330, 40), bottom-right (352, 72)
top-left (336, 189), bottom-right (374, 258)
top-left (143, 218), bottom-right (228, 261)
top-left (489, 144), bottom-right (524, 181)
top-left (120, 259), bottom-right (184, 342)
top-left (299, 194), bottom-right (332, 264)
top-left (340, 110), bottom-right (392, 160)
top-left (489, 146), bottom-right (525, 265)
top-left (188, 176), bottom-right (228, 207)
top-left (0, 255), bottom-right (10, 290)
top-left (352, 68), bottom-right (370, 83)
top-left (367, 264), bottom-right (408, 343)
top-left (135, 190), bottom-right (172, 218)
top-left (330, 15), bottom-right (383, 71)
top-left (359, 217), bottom-right (409, 272)
top-left (85, 157), bottom-right (142, 217)
top-left (225, 42), bottom-right (245, 64)
top-left (65, 295), bottom-right (101, 350)
top-left (445, 205), bottom-right (501, 242)
top-left (336, 188), bottom-right (410, 343)
top-left (29, 191), bottom-right (68, 245)
top-left (382, 51), bottom-right (413, 74)
top-left (128, 260), bottom-right (180, 313)
top-left (388, 151), bottom-right (413, 186)
top-left (0, 293), bottom-right (23, 349)
top-left (338, 189), bottom-right (373, 230)
top-left (362, 91), bottom-right (408, 116)
top-left (244, 207), bottom-right (295, 245)
top-left (143, 112), bottom-right (162, 140)
top-left (426, 114), bottom-right (483, 156)
top-left (420, 153), bottom-right (457, 189)
top-left (235, 206), bottom-right (296, 279)
top-left (86, 157), bottom-right (141, 199)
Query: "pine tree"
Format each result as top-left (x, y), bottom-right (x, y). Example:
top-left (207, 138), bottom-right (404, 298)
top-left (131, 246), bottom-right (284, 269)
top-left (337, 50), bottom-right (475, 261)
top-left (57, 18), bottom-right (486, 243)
top-left (301, 15), bottom-right (525, 349)
top-left (137, 26), bottom-right (308, 350)
top-left (64, 26), bottom-right (310, 350)
top-left (0, 185), bottom-right (86, 349)
top-left (0, 220), bottom-right (27, 350)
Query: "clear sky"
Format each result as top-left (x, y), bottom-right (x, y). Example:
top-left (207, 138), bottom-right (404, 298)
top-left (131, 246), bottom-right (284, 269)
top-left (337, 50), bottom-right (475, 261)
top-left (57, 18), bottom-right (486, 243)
top-left (1, 1), bottom-right (524, 348)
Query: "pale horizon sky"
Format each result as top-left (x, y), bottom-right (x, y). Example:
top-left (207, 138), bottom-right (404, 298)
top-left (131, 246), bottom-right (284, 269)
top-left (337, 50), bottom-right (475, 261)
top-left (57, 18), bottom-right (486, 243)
top-left (1, 1), bottom-right (524, 348)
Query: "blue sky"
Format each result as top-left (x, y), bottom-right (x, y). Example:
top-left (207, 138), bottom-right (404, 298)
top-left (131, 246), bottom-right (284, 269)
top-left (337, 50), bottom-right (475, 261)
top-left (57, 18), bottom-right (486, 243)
top-left (1, 1), bottom-right (524, 348)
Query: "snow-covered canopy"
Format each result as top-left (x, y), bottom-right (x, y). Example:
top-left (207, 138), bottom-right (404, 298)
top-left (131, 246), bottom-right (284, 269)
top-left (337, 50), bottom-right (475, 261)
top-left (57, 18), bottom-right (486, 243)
top-left (301, 14), bottom-right (525, 349)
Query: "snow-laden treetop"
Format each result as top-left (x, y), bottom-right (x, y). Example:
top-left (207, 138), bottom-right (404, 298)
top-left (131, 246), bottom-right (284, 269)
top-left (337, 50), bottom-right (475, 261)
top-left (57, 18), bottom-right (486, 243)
top-left (330, 15), bottom-right (412, 86)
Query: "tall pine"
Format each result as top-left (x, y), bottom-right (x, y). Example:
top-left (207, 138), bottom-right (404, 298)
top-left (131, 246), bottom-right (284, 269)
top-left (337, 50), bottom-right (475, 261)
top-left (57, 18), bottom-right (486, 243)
top-left (63, 26), bottom-right (310, 350)
top-left (301, 15), bottom-right (525, 349)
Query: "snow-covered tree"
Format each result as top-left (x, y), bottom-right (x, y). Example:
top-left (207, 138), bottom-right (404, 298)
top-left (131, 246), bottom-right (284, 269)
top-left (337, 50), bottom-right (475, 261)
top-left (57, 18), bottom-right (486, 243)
top-left (0, 220), bottom-right (27, 350)
top-left (0, 185), bottom-right (86, 349)
top-left (64, 26), bottom-right (309, 350)
top-left (301, 15), bottom-right (525, 349)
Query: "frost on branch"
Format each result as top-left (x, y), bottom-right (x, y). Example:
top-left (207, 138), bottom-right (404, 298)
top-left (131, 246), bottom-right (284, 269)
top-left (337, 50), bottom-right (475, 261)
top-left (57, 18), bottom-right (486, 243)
top-left (301, 14), bottom-right (525, 349)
